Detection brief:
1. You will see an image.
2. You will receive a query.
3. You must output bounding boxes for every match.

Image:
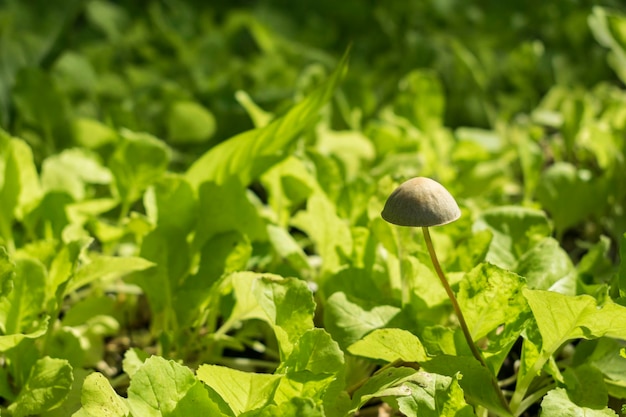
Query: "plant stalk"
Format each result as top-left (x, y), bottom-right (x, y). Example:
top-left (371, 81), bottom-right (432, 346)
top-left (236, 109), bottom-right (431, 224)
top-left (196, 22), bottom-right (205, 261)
top-left (422, 226), bottom-right (512, 415)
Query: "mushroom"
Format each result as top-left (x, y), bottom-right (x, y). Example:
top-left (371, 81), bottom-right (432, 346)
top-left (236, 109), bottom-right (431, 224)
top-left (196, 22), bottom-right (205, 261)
top-left (381, 177), bottom-right (487, 369)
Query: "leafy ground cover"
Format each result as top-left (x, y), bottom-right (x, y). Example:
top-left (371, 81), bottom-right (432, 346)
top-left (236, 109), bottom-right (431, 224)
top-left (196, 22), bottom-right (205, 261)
top-left (1, 1), bottom-right (626, 416)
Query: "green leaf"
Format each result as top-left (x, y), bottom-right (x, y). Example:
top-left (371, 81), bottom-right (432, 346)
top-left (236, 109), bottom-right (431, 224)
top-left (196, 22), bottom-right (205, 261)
top-left (12, 68), bottom-right (73, 150)
top-left (291, 192), bottom-right (352, 275)
top-left (574, 338), bottom-right (626, 399)
top-left (0, 131), bottom-right (42, 249)
top-left (458, 263), bottom-right (527, 341)
top-left (0, 256), bottom-right (47, 334)
top-left (196, 364), bottom-right (282, 415)
top-left (347, 328), bottom-right (428, 363)
top-left (267, 224), bottom-right (310, 273)
top-left (195, 177), bottom-right (266, 248)
top-left (122, 348), bottom-right (151, 379)
top-left (274, 329), bottom-right (345, 409)
top-left (109, 129), bottom-right (171, 211)
top-left (8, 357), bottom-right (73, 417)
top-left (540, 388), bottom-right (618, 417)
top-left (240, 397), bottom-right (324, 417)
top-left (421, 356), bottom-right (512, 417)
top-left (536, 162), bottom-right (603, 237)
top-left (220, 272), bottom-right (316, 358)
top-left (589, 7), bottom-right (626, 85)
top-left (388, 373), bottom-right (476, 417)
top-left (473, 206), bottom-right (551, 269)
top-left (185, 51), bottom-right (348, 188)
top-left (144, 174), bottom-right (197, 234)
top-left (0, 319), bottom-right (48, 351)
top-left (127, 356), bottom-right (221, 417)
top-left (348, 367), bottom-right (417, 414)
top-left (324, 291), bottom-right (401, 350)
top-left (66, 254), bottom-right (155, 295)
top-left (563, 364), bottom-right (609, 409)
top-left (127, 229), bottom-right (189, 332)
top-left (524, 289), bottom-right (626, 356)
top-left (513, 237), bottom-right (576, 294)
top-left (41, 148), bottom-right (112, 201)
top-left (167, 100), bottom-right (216, 144)
top-left (80, 372), bottom-right (129, 417)
top-left (71, 118), bottom-right (116, 149)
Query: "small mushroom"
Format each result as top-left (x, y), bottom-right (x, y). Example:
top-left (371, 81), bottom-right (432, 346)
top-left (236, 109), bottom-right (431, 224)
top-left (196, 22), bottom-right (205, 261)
top-left (381, 177), bottom-right (461, 227)
top-left (381, 177), bottom-right (490, 370)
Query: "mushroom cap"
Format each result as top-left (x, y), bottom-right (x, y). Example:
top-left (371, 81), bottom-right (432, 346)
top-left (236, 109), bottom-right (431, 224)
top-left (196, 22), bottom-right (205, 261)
top-left (381, 177), bottom-right (461, 227)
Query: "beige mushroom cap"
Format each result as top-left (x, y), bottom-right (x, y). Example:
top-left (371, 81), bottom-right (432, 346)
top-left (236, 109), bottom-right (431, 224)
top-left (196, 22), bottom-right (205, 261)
top-left (381, 177), bottom-right (461, 227)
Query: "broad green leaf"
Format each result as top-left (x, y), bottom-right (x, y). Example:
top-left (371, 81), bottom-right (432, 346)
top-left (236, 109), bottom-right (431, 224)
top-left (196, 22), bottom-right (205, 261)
top-left (0, 318), bottom-right (48, 351)
top-left (251, 274), bottom-right (316, 358)
top-left (513, 237), bottom-right (575, 294)
top-left (0, 256), bottom-right (47, 334)
top-left (348, 367), bottom-right (417, 413)
top-left (267, 224), bottom-right (310, 273)
top-left (12, 68), bottom-right (73, 151)
top-left (291, 192), bottom-right (352, 275)
top-left (458, 263), bottom-right (527, 341)
top-left (196, 364), bottom-right (282, 415)
top-left (577, 235), bottom-right (614, 281)
top-left (221, 272), bottom-right (316, 358)
top-left (144, 174), bottom-right (197, 234)
top-left (45, 368), bottom-right (90, 417)
top-left (279, 328), bottom-right (344, 375)
top-left (66, 254), bottom-right (155, 295)
top-left (473, 206), bottom-right (552, 269)
top-left (121, 348), bottom-right (151, 380)
top-left (167, 100), bottom-right (216, 143)
top-left (389, 373), bottom-right (475, 417)
top-left (563, 364), bottom-right (609, 409)
top-left (473, 206), bottom-right (551, 269)
top-left (80, 372), bottom-right (129, 417)
top-left (324, 291), bottom-right (401, 350)
top-left (8, 357), bottom-right (73, 417)
top-left (540, 388), bottom-right (618, 417)
top-left (240, 397), bottom-right (324, 417)
top-left (348, 328), bottom-right (427, 363)
top-left (0, 131), bottom-right (41, 249)
top-left (109, 129), bottom-right (171, 212)
top-left (127, 229), bottom-right (189, 333)
top-left (175, 232), bottom-right (251, 327)
top-left (127, 356), bottom-right (220, 417)
top-left (536, 162), bottom-right (604, 237)
top-left (261, 156), bottom-right (318, 227)
top-left (71, 118), bottom-right (116, 149)
top-left (47, 238), bottom-right (85, 305)
top-left (194, 177), bottom-right (266, 249)
top-left (274, 329), bottom-right (345, 408)
top-left (574, 338), bottom-right (626, 398)
top-left (185, 52), bottom-right (348, 188)
top-left (524, 289), bottom-right (626, 356)
top-left (421, 356), bottom-right (512, 417)
top-left (41, 148), bottom-right (112, 201)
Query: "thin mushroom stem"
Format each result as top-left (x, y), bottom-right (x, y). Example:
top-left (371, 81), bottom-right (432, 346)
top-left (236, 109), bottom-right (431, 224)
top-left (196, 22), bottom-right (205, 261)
top-left (422, 227), bottom-right (512, 415)
top-left (422, 226), bottom-right (485, 367)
